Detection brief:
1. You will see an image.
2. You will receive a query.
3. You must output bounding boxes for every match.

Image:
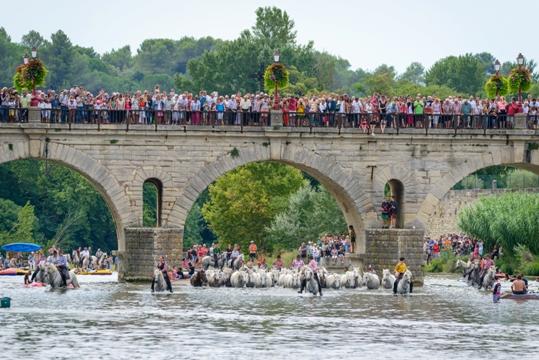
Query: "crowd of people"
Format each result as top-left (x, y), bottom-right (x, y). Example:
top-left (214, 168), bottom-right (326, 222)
top-left (0, 246), bottom-right (116, 272)
top-left (2, 86), bottom-right (539, 130)
top-left (423, 233), bottom-right (502, 264)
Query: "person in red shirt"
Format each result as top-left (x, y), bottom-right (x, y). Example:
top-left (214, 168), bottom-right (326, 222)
top-left (506, 98), bottom-right (522, 129)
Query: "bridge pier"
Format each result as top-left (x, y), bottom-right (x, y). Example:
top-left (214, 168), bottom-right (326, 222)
top-left (120, 227), bottom-right (183, 281)
top-left (364, 229), bottom-right (425, 286)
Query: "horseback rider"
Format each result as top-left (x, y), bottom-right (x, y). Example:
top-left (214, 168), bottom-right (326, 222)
top-left (212, 242), bottom-right (221, 268)
top-left (152, 256), bottom-right (173, 293)
top-left (52, 248), bottom-right (69, 287)
top-left (298, 255), bottom-right (323, 296)
top-left (393, 257), bottom-right (410, 294)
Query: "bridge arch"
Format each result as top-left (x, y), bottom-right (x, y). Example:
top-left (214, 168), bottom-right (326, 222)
top-left (0, 140), bottom-right (133, 251)
top-left (415, 151), bottom-right (539, 229)
top-left (168, 143), bottom-right (372, 252)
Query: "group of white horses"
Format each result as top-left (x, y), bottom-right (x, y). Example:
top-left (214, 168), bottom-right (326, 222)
top-left (455, 259), bottom-right (497, 290)
top-left (32, 263), bottom-right (80, 289)
top-left (159, 262), bottom-right (413, 295)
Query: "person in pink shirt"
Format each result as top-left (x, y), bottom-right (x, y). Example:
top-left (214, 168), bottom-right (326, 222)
top-left (298, 255), bottom-right (322, 296)
top-left (497, 97), bottom-right (507, 128)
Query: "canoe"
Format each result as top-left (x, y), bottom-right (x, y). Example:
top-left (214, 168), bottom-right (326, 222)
top-left (77, 269), bottom-right (113, 276)
top-left (0, 268), bottom-right (28, 276)
top-left (501, 292), bottom-right (539, 300)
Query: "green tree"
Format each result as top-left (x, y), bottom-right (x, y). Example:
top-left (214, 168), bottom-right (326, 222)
top-left (202, 162), bottom-right (305, 253)
top-left (0, 199), bottom-right (20, 245)
top-left (458, 192), bottom-right (539, 256)
top-left (426, 54), bottom-right (486, 95)
top-left (102, 45), bottom-right (133, 71)
top-left (12, 202), bottom-right (37, 243)
top-left (361, 64), bottom-right (397, 95)
top-left (266, 186), bottom-right (347, 251)
top-left (252, 6), bottom-right (297, 50)
top-left (43, 30), bottom-right (75, 89)
top-left (399, 62), bottom-right (425, 85)
top-left (21, 30), bottom-right (47, 50)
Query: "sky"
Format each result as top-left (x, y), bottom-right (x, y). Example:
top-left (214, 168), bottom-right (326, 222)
top-left (1, 0), bottom-right (538, 73)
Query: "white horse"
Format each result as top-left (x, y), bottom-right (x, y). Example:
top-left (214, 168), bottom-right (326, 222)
top-left (206, 269), bottom-right (220, 287)
top-left (382, 269), bottom-right (396, 289)
top-left (152, 269), bottom-right (166, 292)
top-left (81, 256), bottom-right (90, 270)
top-left (396, 270), bottom-right (413, 295)
top-left (300, 266), bottom-right (321, 296)
top-left (44, 264), bottom-right (80, 289)
top-left (325, 273), bottom-right (341, 289)
top-left (481, 266), bottom-right (497, 290)
top-left (230, 270), bottom-right (246, 288)
top-left (363, 272), bottom-right (381, 290)
top-left (343, 268), bottom-right (362, 288)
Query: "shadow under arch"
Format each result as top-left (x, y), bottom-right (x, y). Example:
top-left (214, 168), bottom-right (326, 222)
top-left (168, 143), bottom-right (372, 253)
top-left (0, 141), bottom-right (133, 251)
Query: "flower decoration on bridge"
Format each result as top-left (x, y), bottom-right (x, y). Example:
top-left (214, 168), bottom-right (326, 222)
top-left (484, 74), bottom-right (509, 98)
top-left (508, 66), bottom-right (531, 94)
top-left (264, 63), bottom-right (289, 93)
top-left (13, 58), bottom-right (48, 92)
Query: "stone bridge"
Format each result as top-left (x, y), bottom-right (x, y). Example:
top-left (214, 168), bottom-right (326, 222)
top-left (1, 122), bottom-right (539, 284)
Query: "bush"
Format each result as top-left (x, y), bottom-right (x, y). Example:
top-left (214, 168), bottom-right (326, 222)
top-left (424, 252), bottom-right (468, 273)
top-left (458, 192), bottom-right (539, 257)
top-left (521, 260), bottom-right (539, 276)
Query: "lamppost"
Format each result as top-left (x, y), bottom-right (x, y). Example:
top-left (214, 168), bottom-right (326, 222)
top-left (517, 52), bottom-right (525, 103)
top-left (29, 47), bottom-right (40, 107)
top-left (272, 49), bottom-right (281, 110)
top-left (494, 59), bottom-right (501, 76)
top-left (494, 59), bottom-right (501, 96)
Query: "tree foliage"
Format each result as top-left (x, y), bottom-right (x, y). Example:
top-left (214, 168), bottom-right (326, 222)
top-left (266, 186), bottom-right (347, 251)
top-left (201, 162), bottom-right (305, 252)
top-left (458, 192), bottom-right (539, 256)
top-left (426, 54), bottom-right (486, 95)
top-left (0, 160), bottom-right (116, 251)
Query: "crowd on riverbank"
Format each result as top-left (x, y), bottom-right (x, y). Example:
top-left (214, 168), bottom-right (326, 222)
top-left (423, 233), bottom-right (503, 264)
top-left (2, 86), bottom-right (538, 129)
top-left (0, 247), bottom-right (116, 272)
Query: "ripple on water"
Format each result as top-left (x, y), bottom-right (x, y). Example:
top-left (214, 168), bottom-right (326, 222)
top-left (0, 274), bottom-right (538, 360)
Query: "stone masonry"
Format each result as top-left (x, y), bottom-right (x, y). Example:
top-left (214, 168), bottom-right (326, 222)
top-left (364, 229), bottom-right (425, 285)
top-left (1, 122), bottom-right (538, 281)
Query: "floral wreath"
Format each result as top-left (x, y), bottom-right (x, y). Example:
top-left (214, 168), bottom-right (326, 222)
top-left (508, 67), bottom-right (531, 94)
top-left (264, 63), bottom-right (289, 93)
top-left (13, 58), bottom-right (47, 92)
top-left (484, 74), bottom-right (509, 98)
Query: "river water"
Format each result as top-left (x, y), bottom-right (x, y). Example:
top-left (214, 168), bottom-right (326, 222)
top-left (0, 274), bottom-right (538, 360)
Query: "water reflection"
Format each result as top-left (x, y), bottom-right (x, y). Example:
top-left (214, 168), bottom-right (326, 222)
top-left (0, 274), bottom-right (538, 359)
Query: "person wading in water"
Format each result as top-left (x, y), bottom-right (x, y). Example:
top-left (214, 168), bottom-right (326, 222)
top-left (152, 256), bottom-right (173, 293)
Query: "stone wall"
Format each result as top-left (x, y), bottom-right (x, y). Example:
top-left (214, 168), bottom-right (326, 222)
top-left (426, 188), bottom-right (539, 238)
top-left (364, 229), bottom-right (425, 285)
top-left (123, 227), bottom-right (183, 281)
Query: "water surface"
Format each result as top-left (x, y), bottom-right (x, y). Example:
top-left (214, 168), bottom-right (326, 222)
top-left (0, 274), bottom-right (537, 359)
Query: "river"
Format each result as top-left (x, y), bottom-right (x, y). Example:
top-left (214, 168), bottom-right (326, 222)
top-left (0, 274), bottom-right (538, 360)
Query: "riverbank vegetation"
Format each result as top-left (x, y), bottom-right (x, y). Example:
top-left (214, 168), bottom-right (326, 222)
top-left (457, 192), bottom-right (539, 275)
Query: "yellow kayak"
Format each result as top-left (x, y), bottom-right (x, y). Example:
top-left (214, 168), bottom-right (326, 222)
top-left (77, 269), bottom-right (113, 276)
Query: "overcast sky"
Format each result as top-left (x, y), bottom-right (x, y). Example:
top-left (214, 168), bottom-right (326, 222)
top-left (2, 0), bottom-right (537, 73)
